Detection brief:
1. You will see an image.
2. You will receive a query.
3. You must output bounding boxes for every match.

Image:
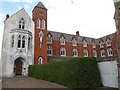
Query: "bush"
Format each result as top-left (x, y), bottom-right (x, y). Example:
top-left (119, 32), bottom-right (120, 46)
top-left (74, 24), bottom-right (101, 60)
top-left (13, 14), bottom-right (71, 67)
top-left (29, 56), bottom-right (102, 88)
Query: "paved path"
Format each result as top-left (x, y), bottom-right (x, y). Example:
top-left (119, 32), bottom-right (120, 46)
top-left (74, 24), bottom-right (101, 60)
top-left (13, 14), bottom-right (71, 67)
top-left (2, 76), bottom-right (67, 88)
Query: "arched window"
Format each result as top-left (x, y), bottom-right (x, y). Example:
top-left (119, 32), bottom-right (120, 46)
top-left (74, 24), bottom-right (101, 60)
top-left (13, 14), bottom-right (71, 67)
top-left (19, 18), bottom-right (25, 29)
top-left (60, 47), bottom-right (66, 56)
top-left (93, 43), bottom-right (96, 48)
top-left (73, 48), bottom-right (78, 57)
top-left (38, 57), bottom-right (43, 64)
top-left (72, 38), bottom-right (77, 46)
top-left (22, 36), bottom-right (25, 48)
top-left (37, 18), bottom-right (40, 29)
top-left (28, 37), bottom-right (31, 50)
top-left (100, 42), bottom-right (104, 48)
top-left (47, 34), bottom-right (52, 43)
top-left (107, 48), bottom-right (113, 56)
top-left (83, 49), bottom-right (88, 57)
top-left (42, 19), bottom-right (45, 29)
top-left (93, 50), bottom-right (97, 57)
top-left (18, 35), bottom-right (21, 48)
top-left (60, 36), bottom-right (65, 45)
top-left (11, 35), bottom-right (14, 48)
top-left (83, 40), bottom-right (87, 47)
top-left (100, 50), bottom-right (105, 57)
top-left (47, 46), bottom-right (52, 56)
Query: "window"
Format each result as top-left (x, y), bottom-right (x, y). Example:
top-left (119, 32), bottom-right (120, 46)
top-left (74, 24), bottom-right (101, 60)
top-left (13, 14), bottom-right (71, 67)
top-left (100, 50), bottom-right (105, 57)
top-left (92, 43), bottom-right (96, 48)
top-left (47, 34), bottom-right (52, 43)
top-left (22, 36), bottom-right (25, 48)
top-left (19, 18), bottom-right (25, 29)
top-left (60, 36), bottom-right (65, 45)
top-left (11, 35), bottom-right (14, 48)
top-left (93, 50), bottom-right (97, 57)
top-left (106, 40), bottom-right (111, 46)
top-left (83, 40), bottom-right (87, 47)
top-left (60, 47), bottom-right (66, 56)
top-left (28, 37), bottom-right (31, 50)
top-left (72, 38), bottom-right (77, 46)
top-left (37, 18), bottom-right (40, 29)
top-left (73, 48), bottom-right (78, 57)
top-left (83, 49), bottom-right (88, 57)
top-left (18, 35), bottom-right (21, 48)
top-left (42, 19), bottom-right (45, 29)
top-left (100, 42), bottom-right (104, 48)
top-left (38, 57), bottom-right (43, 64)
top-left (47, 46), bottom-right (52, 56)
top-left (107, 48), bottom-right (113, 56)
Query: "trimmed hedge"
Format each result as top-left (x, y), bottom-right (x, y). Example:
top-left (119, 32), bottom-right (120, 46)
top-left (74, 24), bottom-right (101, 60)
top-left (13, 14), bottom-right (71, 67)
top-left (29, 57), bottom-right (102, 88)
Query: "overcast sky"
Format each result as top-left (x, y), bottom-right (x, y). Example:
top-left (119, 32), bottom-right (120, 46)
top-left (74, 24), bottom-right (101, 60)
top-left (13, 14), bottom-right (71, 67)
top-left (0, 0), bottom-right (116, 54)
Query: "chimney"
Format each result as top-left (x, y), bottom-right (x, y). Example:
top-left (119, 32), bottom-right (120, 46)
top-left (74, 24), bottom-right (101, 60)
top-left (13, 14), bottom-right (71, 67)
top-left (76, 31), bottom-right (80, 36)
top-left (5, 14), bottom-right (9, 20)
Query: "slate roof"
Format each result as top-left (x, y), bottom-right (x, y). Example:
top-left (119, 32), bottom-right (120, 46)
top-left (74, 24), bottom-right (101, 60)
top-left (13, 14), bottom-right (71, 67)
top-left (35, 2), bottom-right (47, 10)
top-left (48, 30), bottom-right (116, 45)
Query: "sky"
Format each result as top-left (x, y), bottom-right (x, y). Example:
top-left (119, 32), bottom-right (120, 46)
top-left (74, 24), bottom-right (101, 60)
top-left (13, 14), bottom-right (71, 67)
top-left (0, 0), bottom-right (117, 54)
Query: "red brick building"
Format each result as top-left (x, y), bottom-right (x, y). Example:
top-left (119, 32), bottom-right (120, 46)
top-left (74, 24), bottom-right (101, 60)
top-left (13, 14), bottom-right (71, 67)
top-left (33, 2), bottom-right (118, 64)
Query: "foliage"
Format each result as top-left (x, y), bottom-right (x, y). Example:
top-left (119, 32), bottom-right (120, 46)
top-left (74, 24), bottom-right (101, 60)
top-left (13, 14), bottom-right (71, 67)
top-left (29, 56), bottom-right (102, 88)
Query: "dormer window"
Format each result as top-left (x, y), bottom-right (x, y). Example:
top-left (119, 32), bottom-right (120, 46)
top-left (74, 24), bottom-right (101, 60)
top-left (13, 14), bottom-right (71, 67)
top-left (83, 40), bottom-right (87, 47)
top-left (72, 38), bottom-right (77, 46)
top-left (37, 18), bottom-right (41, 29)
top-left (100, 42), bottom-right (104, 48)
top-left (60, 36), bottom-right (65, 45)
top-left (19, 18), bottom-right (25, 29)
top-left (92, 43), bottom-right (96, 48)
top-left (106, 40), bottom-right (111, 46)
top-left (47, 34), bottom-right (52, 44)
top-left (73, 48), bottom-right (78, 57)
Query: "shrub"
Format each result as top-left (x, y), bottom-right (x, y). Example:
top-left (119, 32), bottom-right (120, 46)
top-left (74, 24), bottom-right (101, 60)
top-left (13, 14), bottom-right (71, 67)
top-left (29, 56), bottom-right (102, 88)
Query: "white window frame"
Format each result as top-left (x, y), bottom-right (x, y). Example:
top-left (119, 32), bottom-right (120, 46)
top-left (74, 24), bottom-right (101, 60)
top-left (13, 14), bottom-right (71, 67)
top-left (107, 48), bottom-right (113, 56)
top-left (73, 48), bottom-right (78, 57)
top-left (72, 38), bottom-right (77, 46)
top-left (83, 40), bottom-right (87, 47)
top-left (100, 50), bottom-right (105, 57)
top-left (37, 18), bottom-right (41, 29)
top-left (38, 57), bottom-right (43, 64)
top-left (83, 49), bottom-right (88, 57)
top-left (92, 43), bottom-right (96, 48)
top-left (60, 36), bottom-right (65, 45)
top-left (60, 47), bottom-right (66, 56)
top-left (100, 42), bottom-right (104, 48)
top-left (106, 40), bottom-right (111, 47)
top-left (47, 34), bottom-right (52, 44)
top-left (42, 19), bottom-right (45, 29)
top-left (19, 18), bottom-right (25, 29)
top-left (93, 50), bottom-right (97, 57)
top-left (47, 46), bottom-right (53, 56)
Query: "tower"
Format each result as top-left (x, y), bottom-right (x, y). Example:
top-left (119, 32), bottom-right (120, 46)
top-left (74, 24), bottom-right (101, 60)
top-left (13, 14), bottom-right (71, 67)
top-left (32, 2), bottom-right (48, 64)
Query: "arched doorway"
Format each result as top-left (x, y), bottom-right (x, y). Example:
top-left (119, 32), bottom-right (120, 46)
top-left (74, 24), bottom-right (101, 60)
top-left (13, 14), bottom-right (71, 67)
top-left (14, 58), bottom-right (23, 75)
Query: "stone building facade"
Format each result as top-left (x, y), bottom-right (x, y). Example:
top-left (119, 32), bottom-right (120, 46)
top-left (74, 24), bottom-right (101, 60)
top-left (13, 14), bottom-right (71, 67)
top-left (1, 2), bottom-right (119, 77)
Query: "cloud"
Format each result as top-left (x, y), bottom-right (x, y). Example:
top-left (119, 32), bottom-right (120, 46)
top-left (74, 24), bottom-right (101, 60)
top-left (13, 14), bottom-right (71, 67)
top-left (1, 0), bottom-right (39, 3)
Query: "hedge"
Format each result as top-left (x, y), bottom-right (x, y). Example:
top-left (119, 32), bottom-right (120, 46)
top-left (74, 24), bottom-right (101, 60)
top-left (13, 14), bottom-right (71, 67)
top-left (28, 56), bottom-right (102, 88)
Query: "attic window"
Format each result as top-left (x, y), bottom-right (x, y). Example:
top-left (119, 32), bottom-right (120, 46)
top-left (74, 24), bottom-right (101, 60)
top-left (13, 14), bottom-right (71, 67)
top-left (19, 18), bottom-right (25, 29)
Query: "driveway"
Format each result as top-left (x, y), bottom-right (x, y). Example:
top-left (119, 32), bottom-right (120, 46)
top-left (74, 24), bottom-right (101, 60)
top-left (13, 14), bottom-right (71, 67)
top-left (2, 76), bottom-right (67, 88)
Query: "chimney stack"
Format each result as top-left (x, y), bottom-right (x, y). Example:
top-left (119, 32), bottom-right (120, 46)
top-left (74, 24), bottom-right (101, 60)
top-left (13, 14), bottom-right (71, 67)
top-left (5, 14), bottom-right (9, 20)
top-left (76, 31), bottom-right (80, 36)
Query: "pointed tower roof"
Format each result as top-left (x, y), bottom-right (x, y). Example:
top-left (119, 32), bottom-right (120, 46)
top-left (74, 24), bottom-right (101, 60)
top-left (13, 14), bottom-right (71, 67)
top-left (35, 2), bottom-right (47, 10)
